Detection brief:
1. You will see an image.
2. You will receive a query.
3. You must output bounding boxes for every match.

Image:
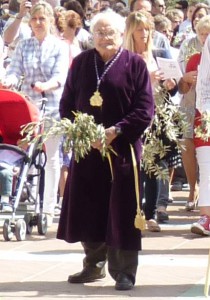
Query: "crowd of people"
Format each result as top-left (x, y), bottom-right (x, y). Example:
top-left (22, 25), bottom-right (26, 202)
top-left (0, 0), bottom-right (210, 290)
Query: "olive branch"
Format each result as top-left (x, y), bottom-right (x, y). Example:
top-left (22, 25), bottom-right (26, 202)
top-left (141, 86), bottom-right (189, 180)
top-left (20, 112), bottom-right (107, 162)
top-left (21, 87), bottom-right (189, 180)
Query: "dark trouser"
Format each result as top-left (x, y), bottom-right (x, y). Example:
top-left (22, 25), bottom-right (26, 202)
top-left (140, 169), bottom-right (157, 220)
top-left (82, 242), bottom-right (138, 284)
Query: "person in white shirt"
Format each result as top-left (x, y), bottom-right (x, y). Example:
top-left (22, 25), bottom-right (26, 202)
top-left (177, 4), bottom-right (209, 212)
top-left (188, 16), bottom-right (210, 236)
top-left (178, 2), bottom-right (197, 40)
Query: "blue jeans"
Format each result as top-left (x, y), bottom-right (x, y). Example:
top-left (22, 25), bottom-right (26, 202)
top-left (156, 160), bottom-right (169, 209)
top-left (0, 167), bottom-right (13, 196)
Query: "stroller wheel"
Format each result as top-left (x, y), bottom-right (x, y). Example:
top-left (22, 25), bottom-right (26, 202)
top-left (3, 219), bottom-right (14, 241)
top-left (15, 219), bottom-right (26, 241)
top-left (24, 213), bottom-right (33, 235)
top-left (37, 213), bottom-right (47, 235)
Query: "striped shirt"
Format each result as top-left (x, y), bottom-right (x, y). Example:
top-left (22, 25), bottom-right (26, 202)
top-left (5, 35), bottom-right (69, 119)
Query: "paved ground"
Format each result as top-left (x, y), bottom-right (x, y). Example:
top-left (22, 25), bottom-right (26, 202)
top-left (1, 190), bottom-right (210, 300)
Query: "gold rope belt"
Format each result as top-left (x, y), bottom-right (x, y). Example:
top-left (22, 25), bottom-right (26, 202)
top-left (106, 145), bottom-right (145, 231)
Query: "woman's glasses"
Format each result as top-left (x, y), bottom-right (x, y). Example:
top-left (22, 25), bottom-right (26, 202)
top-left (94, 30), bottom-right (117, 38)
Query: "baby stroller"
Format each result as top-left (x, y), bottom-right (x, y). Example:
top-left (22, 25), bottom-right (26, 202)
top-left (0, 89), bottom-right (48, 241)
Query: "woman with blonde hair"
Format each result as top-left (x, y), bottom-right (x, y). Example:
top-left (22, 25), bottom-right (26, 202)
top-left (124, 10), bottom-right (171, 83)
top-left (124, 10), bottom-right (179, 231)
top-left (124, 10), bottom-right (153, 53)
top-left (124, 11), bottom-right (156, 81)
top-left (1, 1), bottom-right (69, 226)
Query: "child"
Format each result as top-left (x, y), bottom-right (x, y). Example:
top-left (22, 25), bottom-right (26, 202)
top-left (0, 135), bottom-right (24, 213)
top-left (0, 162), bottom-right (14, 212)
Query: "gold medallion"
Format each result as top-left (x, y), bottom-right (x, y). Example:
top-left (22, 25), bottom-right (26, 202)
top-left (90, 90), bottom-right (103, 107)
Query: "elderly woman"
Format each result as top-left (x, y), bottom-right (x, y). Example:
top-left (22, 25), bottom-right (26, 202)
top-left (2, 1), bottom-right (69, 226)
top-left (57, 10), bottom-right (154, 290)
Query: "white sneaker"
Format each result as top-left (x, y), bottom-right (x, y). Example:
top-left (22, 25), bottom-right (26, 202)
top-left (54, 205), bottom-right (61, 216)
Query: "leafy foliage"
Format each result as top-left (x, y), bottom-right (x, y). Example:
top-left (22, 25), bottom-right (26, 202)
top-left (20, 112), bottom-right (106, 162)
top-left (194, 111), bottom-right (210, 141)
top-left (21, 88), bottom-right (188, 180)
top-left (142, 86), bottom-right (189, 180)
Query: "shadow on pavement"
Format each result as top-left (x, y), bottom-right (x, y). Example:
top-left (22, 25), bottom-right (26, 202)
top-left (0, 281), bottom-right (204, 298)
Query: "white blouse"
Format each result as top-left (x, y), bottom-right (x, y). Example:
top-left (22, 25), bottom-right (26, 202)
top-left (196, 35), bottom-right (210, 113)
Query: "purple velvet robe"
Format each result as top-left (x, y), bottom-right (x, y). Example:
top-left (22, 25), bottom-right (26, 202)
top-left (57, 48), bottom-right (154, 251)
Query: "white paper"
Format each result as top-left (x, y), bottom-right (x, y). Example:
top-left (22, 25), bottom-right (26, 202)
top-left (156, 57), bottom-right (182, 80)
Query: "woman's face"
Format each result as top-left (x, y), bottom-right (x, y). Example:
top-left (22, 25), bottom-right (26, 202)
top-left (171, 17), bottom-right (182, 30)
top-left (63, 23), bottom-right (76, 41)
top-left (159, 23), bottom-right (173, 42)
top-left (30, 9), bottom-right (52, 38)
top-left (198, 29), bottom-right (210, 46)
top-left (93, 19), bottom-right (123, 58)
top-left (132, 24), bottom-right (149, 46)
top-left (193, 8), bottom-right (208, 30)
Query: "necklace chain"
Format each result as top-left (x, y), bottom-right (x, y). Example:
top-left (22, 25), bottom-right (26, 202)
top-left (94, 48), bottom-right (123, 90)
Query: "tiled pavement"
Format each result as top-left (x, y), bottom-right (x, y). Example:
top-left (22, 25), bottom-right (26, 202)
top-left (0, 190), bottom-right (210, 300)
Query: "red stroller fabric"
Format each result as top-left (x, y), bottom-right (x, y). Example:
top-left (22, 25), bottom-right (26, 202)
top-left (0, 89), bottom-right (39, 145)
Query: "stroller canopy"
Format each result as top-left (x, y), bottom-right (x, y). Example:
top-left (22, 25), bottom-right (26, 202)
top-left (0, 89), bottom-right (39, 145)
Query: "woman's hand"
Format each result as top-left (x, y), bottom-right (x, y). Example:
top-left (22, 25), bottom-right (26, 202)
top-left (91, 139), bottom-right (103, 150)
top-left (182, 70), bottom-right (197, 85)
top-left (150, 70), bottom-right (165, 84)
top-left (18, 0), bottom-right (32, 18)
top-left (32, 80), bottom-right (59, 93)
top-left (91, 126), bottom-right (117, 150)
top-left (162, 78), bottom-right (177, 90)
top-left (105, 126), bottom-right (117, 146)
top-left (31, 81), bottom-right (47, 93)
top-left (177, 71), bottom-right (197, 94)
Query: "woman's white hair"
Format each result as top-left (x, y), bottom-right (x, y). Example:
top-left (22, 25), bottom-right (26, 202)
top-left (90, 10), bottom-right (125, 34)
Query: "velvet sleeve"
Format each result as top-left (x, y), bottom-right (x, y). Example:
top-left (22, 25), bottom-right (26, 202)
top-left (114, 57), bottom-right (154, 144)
